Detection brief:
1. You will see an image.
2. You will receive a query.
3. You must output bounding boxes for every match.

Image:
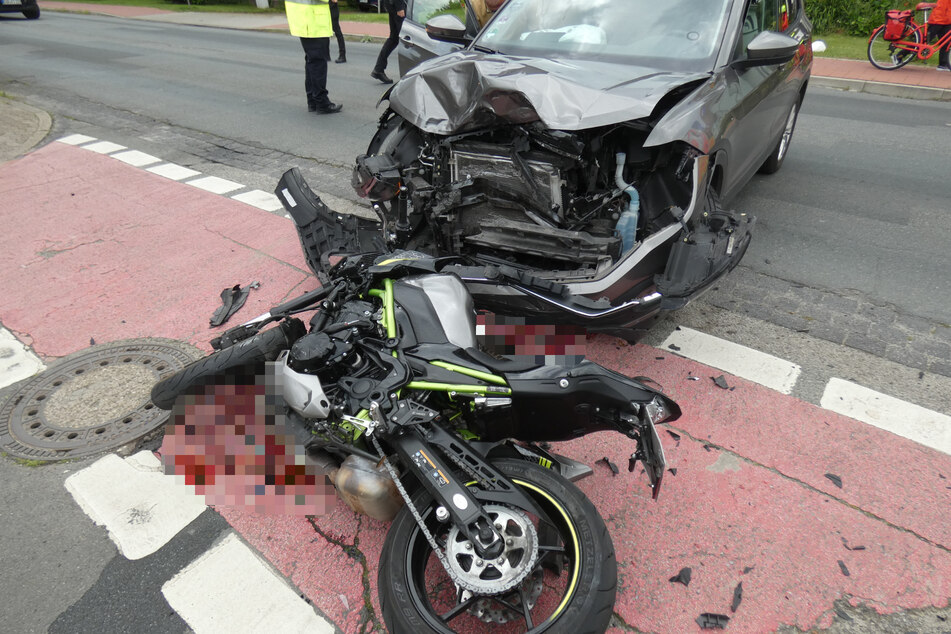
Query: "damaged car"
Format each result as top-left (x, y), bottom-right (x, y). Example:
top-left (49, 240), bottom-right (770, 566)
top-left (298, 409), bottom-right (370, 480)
top-left (282, 0), bottom-right (813, 340)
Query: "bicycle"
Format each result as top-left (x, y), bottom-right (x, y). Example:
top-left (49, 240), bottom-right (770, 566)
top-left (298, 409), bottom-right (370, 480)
top-left (867, 2), bottom-right (951, 70)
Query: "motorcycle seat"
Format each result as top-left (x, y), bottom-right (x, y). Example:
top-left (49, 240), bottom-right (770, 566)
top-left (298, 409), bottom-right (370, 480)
top-left (464, 347), bottom-right (542, 374)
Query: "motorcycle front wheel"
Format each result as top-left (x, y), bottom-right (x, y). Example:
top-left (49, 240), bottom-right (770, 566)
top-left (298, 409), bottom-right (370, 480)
top-left (378, 458), bottom-right (616, 633)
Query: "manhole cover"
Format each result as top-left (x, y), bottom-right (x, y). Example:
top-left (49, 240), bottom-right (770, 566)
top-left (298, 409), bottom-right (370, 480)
top-left (0, 338), bottom-right (201, 462)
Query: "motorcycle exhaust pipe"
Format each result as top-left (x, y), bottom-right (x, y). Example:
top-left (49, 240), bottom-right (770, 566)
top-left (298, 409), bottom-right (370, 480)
top-left (331, 455), bottom-right (404, 522)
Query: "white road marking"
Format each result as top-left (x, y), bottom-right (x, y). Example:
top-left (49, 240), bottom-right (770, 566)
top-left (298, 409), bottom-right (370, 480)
top-left (186, 175), bottom-right (243, 195)
top-left (64, 451), bottom-right (207, 560)
top-left (147, 163), bottom-right (202, 181)
top-left (821, 378), bottom-right (951, 455)
top-left (0, 327), bottom-right (45, 390)
top-left (661, 326), bottom-right (802, 394)
top-left (82, 141), bottom-right (127, 154)
top-left (57, 134), bottom-right (97, 145)
top-left (232, 189), bottom-right (283, 212)
top-left (111, 150), bottom-right (161, 167)
top-left (162, 533), bottom-right (334, 634)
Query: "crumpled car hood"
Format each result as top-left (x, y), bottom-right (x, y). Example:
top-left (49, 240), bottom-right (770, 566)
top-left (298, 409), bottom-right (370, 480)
top-left (388, 51), bottom-right (711, 134)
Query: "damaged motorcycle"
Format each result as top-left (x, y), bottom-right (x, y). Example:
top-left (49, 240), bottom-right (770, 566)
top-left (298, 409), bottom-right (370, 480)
top-left (151, 251), bottom-right (679, 633)
top-left (283, 0), bottom-right (813, 341)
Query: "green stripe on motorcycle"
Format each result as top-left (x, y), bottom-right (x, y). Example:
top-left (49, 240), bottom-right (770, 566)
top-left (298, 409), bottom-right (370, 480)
top-left (406, 381), bottom-right (511, 395)
top-left (429, 361), bottom-right (508, 386)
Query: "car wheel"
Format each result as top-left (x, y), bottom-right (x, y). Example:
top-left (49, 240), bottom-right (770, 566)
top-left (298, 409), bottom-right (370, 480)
top-left (758, 98), bottom-right (800, 175)
top-left (23, 6), bottom-right (40, 18)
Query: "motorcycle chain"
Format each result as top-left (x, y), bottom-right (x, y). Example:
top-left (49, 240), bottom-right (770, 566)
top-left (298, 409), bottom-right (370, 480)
top-left (370, 431), bottom-right (538, 596)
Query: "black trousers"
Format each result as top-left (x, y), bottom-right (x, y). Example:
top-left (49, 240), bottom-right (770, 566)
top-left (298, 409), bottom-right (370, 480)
top-left (300, 37), bottom-right (331, 109)
top-left (329, 2), bottom-right (345, 57)
top-left (930, 23), bottom-right (951, 67)
top-left (373, 11), bottom-right (404, 73)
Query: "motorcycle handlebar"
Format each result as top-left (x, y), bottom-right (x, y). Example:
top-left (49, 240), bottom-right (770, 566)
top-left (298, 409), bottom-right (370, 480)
top-left (269, 284), bottom-right (333, 315)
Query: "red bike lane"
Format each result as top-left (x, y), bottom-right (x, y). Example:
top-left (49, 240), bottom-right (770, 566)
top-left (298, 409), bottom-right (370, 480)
top-left (2, 141), bottom-right (950, 632)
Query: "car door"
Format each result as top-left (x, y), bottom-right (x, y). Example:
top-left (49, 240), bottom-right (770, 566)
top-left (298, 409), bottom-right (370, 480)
top-left (718, 0), bottom-right (801, 199)
top-left (397, 0), bottom-right (478, 76)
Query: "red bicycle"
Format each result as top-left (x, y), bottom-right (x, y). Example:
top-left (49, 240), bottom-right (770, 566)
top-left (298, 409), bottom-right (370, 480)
top-left (868, 2), bottom-right (951, 69)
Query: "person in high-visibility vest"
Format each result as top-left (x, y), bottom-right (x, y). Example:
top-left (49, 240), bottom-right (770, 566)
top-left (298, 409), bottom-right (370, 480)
top-left (285, 0), bottom-right (342, 114)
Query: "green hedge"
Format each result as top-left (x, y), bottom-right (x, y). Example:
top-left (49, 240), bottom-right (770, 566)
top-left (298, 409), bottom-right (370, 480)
top-left (808, 0), bottom-right (920, 36)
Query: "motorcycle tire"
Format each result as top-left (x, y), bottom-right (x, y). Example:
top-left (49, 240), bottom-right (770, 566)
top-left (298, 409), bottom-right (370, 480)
top-left (378, 458), bottom-right (616, 633)
top-left (149, 320), bottom-right (302, 410)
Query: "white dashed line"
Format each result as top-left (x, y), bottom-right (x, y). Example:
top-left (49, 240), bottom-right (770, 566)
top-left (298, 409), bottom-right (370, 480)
top-left (821, 378), bottom-right (951, 455)
top-left (186, 175), bottom-right (243, 195)
top-left (162, 533), bottom-right (335, 634)
top-left (232, 189), bottom-right (283, 212)
top-left (147, 163), bottom-right (202, 181)
top-left (82, 140), bottom-right (127, 154)
top-left (662, 326), bottom-right (802, 394)
top-left (57, 134), bottom-right (97, 145)
top-left (0, 327), bottom-right (45, 390)
top-left (111, 149), bottom-right (161, 167)
top-left (64, 451), bottom-right (207, 560)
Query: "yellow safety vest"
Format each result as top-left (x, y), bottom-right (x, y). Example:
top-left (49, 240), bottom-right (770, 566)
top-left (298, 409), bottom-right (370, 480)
top-left (285, 0), bottom-right (332, 38)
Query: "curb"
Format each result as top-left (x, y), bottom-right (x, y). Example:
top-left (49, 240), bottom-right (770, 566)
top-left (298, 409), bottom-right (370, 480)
top-left (0, 97), bottom-right (52, 164)
top-left (811, 74), bottom-right (951, 101)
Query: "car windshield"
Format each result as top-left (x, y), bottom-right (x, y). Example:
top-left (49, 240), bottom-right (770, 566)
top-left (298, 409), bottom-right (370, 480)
top-left (474, 0), bottom-right (733, 72)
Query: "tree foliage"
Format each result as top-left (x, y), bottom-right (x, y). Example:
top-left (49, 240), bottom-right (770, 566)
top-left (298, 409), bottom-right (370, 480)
top-left (808, 0), bottom-right (919, 36)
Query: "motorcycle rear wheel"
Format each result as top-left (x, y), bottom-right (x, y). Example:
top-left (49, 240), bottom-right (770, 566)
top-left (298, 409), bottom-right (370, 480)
top-left (378, 458), bottom-right (616, 633)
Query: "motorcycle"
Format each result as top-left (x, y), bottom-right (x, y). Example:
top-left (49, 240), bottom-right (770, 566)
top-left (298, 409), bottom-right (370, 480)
top-left (151, 248), bottom-right (679, 633)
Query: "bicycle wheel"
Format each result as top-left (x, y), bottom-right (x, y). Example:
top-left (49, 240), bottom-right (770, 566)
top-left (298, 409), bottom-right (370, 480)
top-left (868, 25), bottom-right (921, 70)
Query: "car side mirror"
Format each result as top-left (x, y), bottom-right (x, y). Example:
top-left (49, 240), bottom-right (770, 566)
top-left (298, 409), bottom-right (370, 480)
top-left (735, 31), bottom-right (799, 68)
top-left (425, 14), bottom-right (471, 45)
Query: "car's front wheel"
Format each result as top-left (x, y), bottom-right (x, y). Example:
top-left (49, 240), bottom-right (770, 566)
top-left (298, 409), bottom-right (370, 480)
top-left (759, 97), bottom-right (801, 175)
top-left (23, 6), bottom-right (40, 18)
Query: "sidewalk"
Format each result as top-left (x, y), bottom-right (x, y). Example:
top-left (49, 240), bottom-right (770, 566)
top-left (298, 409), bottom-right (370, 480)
top-left (37, 0), bottom-right (951, 102)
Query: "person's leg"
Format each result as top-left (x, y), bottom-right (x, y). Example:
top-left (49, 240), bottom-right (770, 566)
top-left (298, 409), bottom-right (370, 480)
top-left (936, 24), bottom-right (951, 68)
top-left (373, 11), bottom-right (403, 73)
top-left (301, 37), bottom-right (332, 108)
top-left (330, 2), bottom-right (346, 61)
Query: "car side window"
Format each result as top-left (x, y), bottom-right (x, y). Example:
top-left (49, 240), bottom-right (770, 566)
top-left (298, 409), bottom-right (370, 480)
top-left (737, 0), bottom-right (778, 56)
top-left (409, 0), bottom-right (463, 24)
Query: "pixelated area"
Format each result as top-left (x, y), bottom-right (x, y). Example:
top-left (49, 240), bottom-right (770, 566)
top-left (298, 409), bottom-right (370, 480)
top-left (477, 313), bottom-right (587, 366)
top-left (159, 369), bottom-right (336, 516)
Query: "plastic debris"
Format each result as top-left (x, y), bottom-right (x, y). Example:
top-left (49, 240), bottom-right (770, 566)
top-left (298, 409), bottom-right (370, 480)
top-left (668, 344), bottom-right (682, 351)
top-left (210, 283), bottom-right (257, 327)
top-left (742, 566), bottom-right (755, 574)
top-left (655, 356), bottom-right (665, 360)
top-left (597, 457), bottom-right (619, 476)
top-left (89, 337), bottom-right (96, 346)
top-left (712, 375), bottom-right (730, 390)
top-left (703, 444), bottom-right (715, 452)
top-left (825, 473), bottom-right (843, 489)
top-left (668, 467), bottom-right (678, 476)
top-left (669, 567), bottom-right (692, 587)
top-left (730, 581), bottom-right (743, 613)
top-left (338, 594), bottom-right (349, 610)
top-left (688, 375), bottom-right (700, 381)
top-left (696, 613), bottom-right (730, 629)
top-left (837, 560), bottom-right (850, 577)
top-left (666, 430), bottom-right (681, 441)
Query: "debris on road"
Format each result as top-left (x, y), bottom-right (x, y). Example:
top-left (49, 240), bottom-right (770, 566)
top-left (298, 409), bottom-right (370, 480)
top-left (731, 581), bottom-right (743, 613)
top-left (825, 473), bottom-right (843, 489)
top-left (696, 613), bottom-right (730, 629)
top-left (842, 537), bottom-right (866, 551)
top-left (712, 375), bottom-right (730, 390)
top-left (597, 457), bottom-right (619, 476)
top-left (837, 560), bottom-right (851, 577)
top-left (669, 567), bottom-right (692, 587)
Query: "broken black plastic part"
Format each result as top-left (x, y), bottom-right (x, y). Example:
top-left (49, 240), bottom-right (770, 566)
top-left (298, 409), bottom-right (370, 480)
top-left (696, 613), bottom-right (729, 629)
top-left (669, 567), bottom-right (692, 587)
top-left (628, 453), bottom-right (638, 473)
top-left (841, 537), bottom-right (866, 551)
top-left (668, 344), bottom-right (682, 351)
top-left (666, 430), bottom-right (681, 441)
top-left (598, 457), bottom-right (619, 476)
top-left (825, 473), bottom-right (843, 489)
top-left (668, 468), bottom-right (677, 476)
top-left (712, 375), bottom-right (730, 390)
top-left (837, 560), bottom-right (850, 577)
top-left (742, 566), bottom-right (754, 574)
top-left (731, 581), bottom-right (743, 613)
top-left (834, 605), bottom-right (853, 622)
top-left (210, 284), bottom-right (252, 327)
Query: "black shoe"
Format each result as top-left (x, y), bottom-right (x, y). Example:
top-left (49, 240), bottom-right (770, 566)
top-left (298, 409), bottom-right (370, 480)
top-left (313, 102), bottom-right (343, 115)
top-left (335, 55), bottom-right (346, 64)
top-left (370, 70), bottom-right (393, 84)
top-left (307, 103), bottom-right (318, 112)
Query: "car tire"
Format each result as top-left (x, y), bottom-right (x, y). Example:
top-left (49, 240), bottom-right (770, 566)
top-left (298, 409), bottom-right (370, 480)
top-left (758, 97), bottom-right (800, 175)
top-left (23, 6), bottom-right (40, 18)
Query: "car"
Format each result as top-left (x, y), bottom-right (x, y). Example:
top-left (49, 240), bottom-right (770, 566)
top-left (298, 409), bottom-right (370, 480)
top-left (0, 0), bottom-right (40, 19)
top-left (308, 0), bottom-right (814, 338)
top-left (397, 0), bottom-right (481, 76)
